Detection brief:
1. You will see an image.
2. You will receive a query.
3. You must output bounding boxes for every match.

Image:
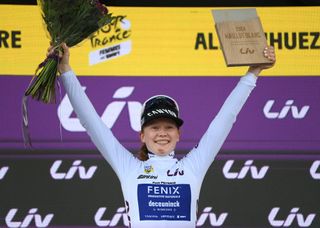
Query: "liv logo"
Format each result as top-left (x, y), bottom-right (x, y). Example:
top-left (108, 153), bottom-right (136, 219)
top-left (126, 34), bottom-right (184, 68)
top-left (263, 100), bottom-right (310, 119)
top-left (240, 47), bottom-right (254, 54)
top-left (50, 160), bottom-right (97, 180)
top-left (0, 166), bottom-right (9, 180)
top-left (58, 86), bottom-right (142, 132)
top-left (196, 207), bottom-right (228, 227)
top-left (310, 160), bottom-right (320, 180)
top-left (268, 207), bottom-right (316, 227)
top-left (222, 160), bottom-right (269, 179)
top-left (95, 207), bottom-right (129, 227)
top-left (5, 208), bottom-right (54, 227)
top-left (167, 168), bottom-right (184, 176)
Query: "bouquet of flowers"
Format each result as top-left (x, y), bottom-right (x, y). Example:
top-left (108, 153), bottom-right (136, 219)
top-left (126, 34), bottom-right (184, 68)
top-left (24, 0), bottom-right (113, 103)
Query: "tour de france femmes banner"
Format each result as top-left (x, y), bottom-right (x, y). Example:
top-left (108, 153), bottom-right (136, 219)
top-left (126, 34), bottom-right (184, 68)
top-left (0, 5), bottom-right (320, 76)
top-left (0, 151), bottom-right (320, 227)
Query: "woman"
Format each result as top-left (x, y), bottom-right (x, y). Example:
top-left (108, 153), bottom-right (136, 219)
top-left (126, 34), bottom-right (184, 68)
top-left (54, 43), bottom-right (275, 227)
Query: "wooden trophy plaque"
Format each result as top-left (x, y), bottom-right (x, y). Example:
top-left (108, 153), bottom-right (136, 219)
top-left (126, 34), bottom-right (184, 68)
top-left (212, 8), bottom-right (272, 66)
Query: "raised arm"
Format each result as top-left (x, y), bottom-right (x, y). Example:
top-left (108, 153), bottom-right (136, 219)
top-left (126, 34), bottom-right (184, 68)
top-left (182, 46), bottom-right (276, 177)
top-left (53, 43), bottom-right (139, 181)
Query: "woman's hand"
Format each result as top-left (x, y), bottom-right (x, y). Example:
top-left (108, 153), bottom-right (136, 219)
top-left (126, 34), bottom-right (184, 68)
top-left (248, 46), bottom-right (276, 76)
top-left (47, 42), bottom-right (72, 74)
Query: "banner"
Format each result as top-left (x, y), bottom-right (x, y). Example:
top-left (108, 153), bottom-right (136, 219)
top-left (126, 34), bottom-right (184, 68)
top-left (0, 150), bottom-right (319, 227)
top-left (1, 76), bottom-right (319, 151)
top-left (0, 5), bottom-right (319, 76)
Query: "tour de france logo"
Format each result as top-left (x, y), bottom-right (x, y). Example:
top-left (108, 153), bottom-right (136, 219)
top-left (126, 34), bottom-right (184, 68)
top-left (89, 15), bottom-right (132, 65)
top-left (144, 165), bottom-right (154, 174)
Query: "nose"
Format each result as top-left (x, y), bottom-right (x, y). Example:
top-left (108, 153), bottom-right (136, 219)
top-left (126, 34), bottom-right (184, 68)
top-left (158, 128), bottom-right (168, 137)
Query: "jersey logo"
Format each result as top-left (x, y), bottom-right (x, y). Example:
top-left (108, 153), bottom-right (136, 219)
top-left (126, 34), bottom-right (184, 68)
top-left (144, 165), bottom-right (154, 174)
top-left (138, 184), bottom-right (191, 221)
top-left (137, 174), bottom-right (158, 179)
top-left (167, 168), bottom-right (184, 176)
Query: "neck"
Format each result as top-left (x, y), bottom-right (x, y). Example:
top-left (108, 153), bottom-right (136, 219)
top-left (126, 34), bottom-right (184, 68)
top-left (148, 151), bottom-right (175, 159)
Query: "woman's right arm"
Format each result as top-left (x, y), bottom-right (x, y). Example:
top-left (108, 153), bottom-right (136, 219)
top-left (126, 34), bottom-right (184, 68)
top-left (55, 44), bottom-right (139, 180)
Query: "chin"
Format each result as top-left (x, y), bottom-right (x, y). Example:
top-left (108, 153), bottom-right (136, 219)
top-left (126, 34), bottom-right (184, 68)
top-left (156, 151), bottom-right (168, 156)
top-left (155, 149), bottom-right (170, 156)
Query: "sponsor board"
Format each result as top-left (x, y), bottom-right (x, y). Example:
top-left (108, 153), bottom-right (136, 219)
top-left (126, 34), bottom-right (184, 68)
top-left (0, 76), bottom-right (319, 150)
top-left (0, 5), bottom-right (319, 76)
top-left (0, 155), bottom-right (319, 227)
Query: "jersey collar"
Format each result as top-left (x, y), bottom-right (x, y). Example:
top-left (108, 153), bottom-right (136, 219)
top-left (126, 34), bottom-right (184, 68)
top-left (147, 151), bottom-right (175, 159)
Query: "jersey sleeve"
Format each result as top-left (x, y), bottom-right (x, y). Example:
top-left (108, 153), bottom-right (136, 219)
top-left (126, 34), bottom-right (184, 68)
top-left (60, 71), bottom-right (140, 182)
top-left (181, 73), bottom-right (257, 178)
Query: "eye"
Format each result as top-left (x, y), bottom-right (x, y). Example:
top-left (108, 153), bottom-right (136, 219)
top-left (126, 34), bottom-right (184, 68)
top-left (151, 125), bottom-right (159, 130)
top-left (166, 125), bottom-right (175, 130)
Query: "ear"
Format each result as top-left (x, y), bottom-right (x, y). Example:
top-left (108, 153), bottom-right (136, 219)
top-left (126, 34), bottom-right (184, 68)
top-left (140, 131), bottom-right (145, 143)
top-left (177, 129), bottom-right (181, 142)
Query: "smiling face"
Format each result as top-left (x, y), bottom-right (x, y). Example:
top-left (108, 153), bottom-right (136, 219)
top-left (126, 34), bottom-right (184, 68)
top-left (140, 118), bottom-right (180, 156)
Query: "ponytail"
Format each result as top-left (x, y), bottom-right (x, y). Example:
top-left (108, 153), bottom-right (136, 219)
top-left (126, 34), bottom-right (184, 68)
top-left (137, 143), bottom-right (149, 161)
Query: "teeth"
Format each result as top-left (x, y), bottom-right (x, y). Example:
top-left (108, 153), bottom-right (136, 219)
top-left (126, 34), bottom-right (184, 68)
top-left (156, 140), bottom-right (169, 145)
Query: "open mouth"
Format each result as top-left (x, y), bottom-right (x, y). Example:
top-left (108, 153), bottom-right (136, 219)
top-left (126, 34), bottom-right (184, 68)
top-left (155, 140), bottom-right (170, 145)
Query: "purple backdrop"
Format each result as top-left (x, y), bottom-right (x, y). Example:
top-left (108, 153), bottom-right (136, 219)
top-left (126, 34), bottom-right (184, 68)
top-left (0, 75), bottom-right (319, 151)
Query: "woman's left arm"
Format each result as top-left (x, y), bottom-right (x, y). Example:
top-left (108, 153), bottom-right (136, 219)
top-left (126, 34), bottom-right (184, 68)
top-left (182, 46), bottom-right (276, 176)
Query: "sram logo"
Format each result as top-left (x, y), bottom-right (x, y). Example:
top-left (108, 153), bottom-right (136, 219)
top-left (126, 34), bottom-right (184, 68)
top-left (196, 207), bottom-right (228, 227)
top-left (5, 208), bottom-right (54, 227)
top-left (223, 160), bottom-right (269, 179)
top-left (310, 160), bottom-right (320, 180)
top-left (95, 207), bottom-right (129, 227)
top-left (50, 160), bottom-right (97, 180)
top-left (0, 166), bottom-right (9, 180)
top-left (263, 99), bottom-right (310, 119)
top-left (268, 207), bottom-right (316, 227)
top-left (58, 86), bottom-right (142, 132)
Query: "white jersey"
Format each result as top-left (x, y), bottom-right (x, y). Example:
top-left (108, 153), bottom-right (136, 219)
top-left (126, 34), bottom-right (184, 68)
top-left (61, 71), bottom-right (257, 228)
